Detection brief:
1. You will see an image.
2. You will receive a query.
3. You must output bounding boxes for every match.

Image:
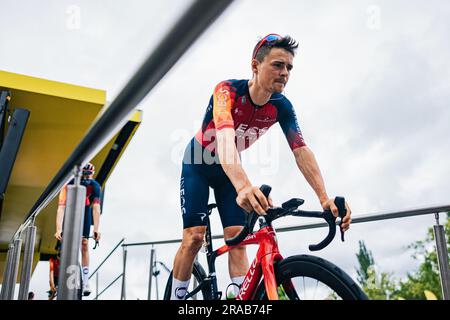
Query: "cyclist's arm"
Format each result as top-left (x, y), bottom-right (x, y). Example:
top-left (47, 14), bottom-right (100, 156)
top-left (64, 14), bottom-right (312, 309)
top-left (92, 203), bottom-right (101, 235)
top-left (213, 82), bottom-right (268, 214)
top-left (216, 128), bottom-right (250, 192)
top-left (92, 182), bottom-right (101, 240)
top-left (55, 186), bottom-right (67, 240)
top-left (293, 146), bottom-right (329, 207)
top-left (293, 146), bottom-right (352, 231)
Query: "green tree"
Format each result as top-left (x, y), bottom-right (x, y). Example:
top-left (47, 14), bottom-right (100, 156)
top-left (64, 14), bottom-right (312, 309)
top-left (355, 240), bottom-right (397, 299)
top-left (355, 240), bottom-right (374, 285)
top-left (355, 213), bottom-right (449, 300)
top-left (392, 213), bottom-right (450, 300)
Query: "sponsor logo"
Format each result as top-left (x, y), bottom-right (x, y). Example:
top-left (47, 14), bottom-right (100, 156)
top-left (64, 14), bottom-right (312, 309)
top-left (199, 212), bottom-right (207, 222)
top-left (180, 177), bottom-right (186, 215)
top-left (233, 108), bottom-right (244, 116)
top-left (238, 259), bottom-right (258, 299)
top-left (175, 287), bottom-right (187, 299)
top-left (255, 116), bottom-right (273, 123)
top-left (216, 88), bottom-right (230, 108)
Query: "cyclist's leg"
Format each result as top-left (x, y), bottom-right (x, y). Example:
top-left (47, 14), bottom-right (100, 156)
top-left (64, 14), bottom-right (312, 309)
top-left (172, 161), bottom-right (210, 299)
top-left (214, 178), bottom-right (248, 293)
top-left (81, 207), bottom-right (92, 295)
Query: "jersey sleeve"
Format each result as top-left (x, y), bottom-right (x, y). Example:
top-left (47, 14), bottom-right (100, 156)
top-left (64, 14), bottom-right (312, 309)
top-left (91, 181), bottom-right (101, 205)
top-left (58, 185), bottom-right (68, 206)
top-left (277, 98), bottom-right (306, 151)
top-left (212, 81), bottom-right (235, 131)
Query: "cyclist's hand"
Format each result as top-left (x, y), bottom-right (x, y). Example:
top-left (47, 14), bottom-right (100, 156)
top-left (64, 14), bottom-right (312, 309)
top-left (93, 231), bottom-right (101, 241)
top-left (321, 198), bottom-right (352, 232)
top-left (54, 230), bottom-right (62, 241)
top-left (236, 185), bottom-right (272, 215)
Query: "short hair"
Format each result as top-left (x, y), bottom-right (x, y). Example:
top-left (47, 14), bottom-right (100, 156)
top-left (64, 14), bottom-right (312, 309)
top-left (254, 35), bottom-right (299, 62)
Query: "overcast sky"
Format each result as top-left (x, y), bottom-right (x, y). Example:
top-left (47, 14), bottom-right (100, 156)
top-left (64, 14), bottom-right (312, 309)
top-left (1, 0), bottom-right (449, 300)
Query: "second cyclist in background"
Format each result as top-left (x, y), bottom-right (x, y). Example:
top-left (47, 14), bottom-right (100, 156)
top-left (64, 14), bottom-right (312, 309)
top-left (54, 162), bottom-right (102, 296)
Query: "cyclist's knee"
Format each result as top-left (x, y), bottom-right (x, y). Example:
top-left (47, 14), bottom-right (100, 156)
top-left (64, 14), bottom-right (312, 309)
top-left (229, 245), bottom-right (247, 257)
top-left (224, 225), bottom-right (244, 239)
top-left (81, 238), bottom-right (89, 251)
top-left (182, 226), bottom-right (206, 252)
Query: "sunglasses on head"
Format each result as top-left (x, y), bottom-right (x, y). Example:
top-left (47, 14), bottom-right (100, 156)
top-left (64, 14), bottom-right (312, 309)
top-left (252, 34), bottom-right (282, 60)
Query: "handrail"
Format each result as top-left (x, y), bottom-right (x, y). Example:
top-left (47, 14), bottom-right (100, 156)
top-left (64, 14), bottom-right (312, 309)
top-left (91, 204), bottom-right (449, 300)
top-left (122, 204), bottom-right (450, 246)
top-left (89, 238), bottom-right (125, 279)
top-left (11, 0), bottom-right (235, 241)
top-left (94, 273), bottom-right (123, 300)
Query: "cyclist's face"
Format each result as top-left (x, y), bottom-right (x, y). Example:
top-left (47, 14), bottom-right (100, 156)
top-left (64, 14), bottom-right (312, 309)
top-left (254, 48), bottom-right (294, 93)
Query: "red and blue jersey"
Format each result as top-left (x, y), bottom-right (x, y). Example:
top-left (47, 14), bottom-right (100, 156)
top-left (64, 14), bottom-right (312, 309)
top-left (58, 179), bottom-right (101, 207)
top-left (195, 79), bottom-right (306, 152)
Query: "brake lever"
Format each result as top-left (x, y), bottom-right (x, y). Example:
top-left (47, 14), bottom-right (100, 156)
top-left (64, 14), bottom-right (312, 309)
top-left (334, 197), bottom-right (347, 242)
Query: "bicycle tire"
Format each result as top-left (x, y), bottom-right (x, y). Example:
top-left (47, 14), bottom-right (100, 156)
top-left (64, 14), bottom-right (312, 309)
top-left (254, 255), bottom-right (368, 300)
top-left (163, 261), bottom-right (213, 300)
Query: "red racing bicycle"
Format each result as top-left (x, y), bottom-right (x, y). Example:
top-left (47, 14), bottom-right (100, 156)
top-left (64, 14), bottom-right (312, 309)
top-left (164, 185), bottom-right (367, 300)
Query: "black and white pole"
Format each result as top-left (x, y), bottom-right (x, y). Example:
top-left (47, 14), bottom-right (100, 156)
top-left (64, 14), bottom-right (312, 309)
top-left (18, 220), bottom-right (37, 300)
top-left (147, 246), bottom-right (155, 300)
top-left (121, 246), bottom-right (128, 300)
top-left (2, 238), bottom-right (22, 300)
top-left (434, 213), bottom-right (450, 300)
top-left (58, 165), bottom-right (86, 300)
top-left (0, 243), bottom-right (14, 299)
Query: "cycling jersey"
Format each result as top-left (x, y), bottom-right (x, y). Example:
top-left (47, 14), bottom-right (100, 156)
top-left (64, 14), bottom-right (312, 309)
top-left (182, 79), bottom-right (306, 229)
top-left (195, 79), bottom-right (306, 154)
top-left (58, 178), bottom-right (101, 238)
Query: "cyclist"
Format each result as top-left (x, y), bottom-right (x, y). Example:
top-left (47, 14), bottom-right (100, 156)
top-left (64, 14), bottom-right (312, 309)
top-left (170, 34), bottom-right (352, 300)
top-left (48, 249), bottom-right (60, 300)
top-left (54, 162), bottom-right (102, 296)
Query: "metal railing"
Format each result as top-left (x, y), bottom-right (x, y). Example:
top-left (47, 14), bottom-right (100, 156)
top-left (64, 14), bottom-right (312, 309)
top-left (89, 238), bottom-right (125, 300)
top-left (0, 0), bottom-right (235, 300)
top-left (90, 204), bottom-right (450, 300)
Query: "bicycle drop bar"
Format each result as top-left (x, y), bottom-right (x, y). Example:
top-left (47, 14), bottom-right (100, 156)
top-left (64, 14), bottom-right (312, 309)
top-left (225, 185), bottom-right (272, 246)
top-left (225, 185), bottom-right (347, 251)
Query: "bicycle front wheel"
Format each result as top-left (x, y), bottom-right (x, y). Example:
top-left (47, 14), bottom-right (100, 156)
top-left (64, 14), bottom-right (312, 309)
top-left (254, 255), bottom-right (368, 300)
top-left (163, 261), bottom-right (213, 300)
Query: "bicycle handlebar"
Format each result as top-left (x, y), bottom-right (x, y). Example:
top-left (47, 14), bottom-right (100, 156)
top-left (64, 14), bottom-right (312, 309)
top-left (224, 185), bottom-right (347, 251)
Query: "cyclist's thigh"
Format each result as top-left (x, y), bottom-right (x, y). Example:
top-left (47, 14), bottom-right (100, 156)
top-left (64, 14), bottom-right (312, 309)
top-left (82, 207), bottom-right (92, 238)
top-left (181, 162), bottom-right (210, 229)
top-left (213, 177), bottom-right (246, 228)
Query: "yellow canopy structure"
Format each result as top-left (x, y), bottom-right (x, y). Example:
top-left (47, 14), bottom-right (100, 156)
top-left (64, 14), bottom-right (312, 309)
top-left (0, 70), bottom-right (142, 282)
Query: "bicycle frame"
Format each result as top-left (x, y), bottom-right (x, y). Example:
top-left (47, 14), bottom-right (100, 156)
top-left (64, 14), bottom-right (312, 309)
top-left (204, 221), bottom-right (284, 300)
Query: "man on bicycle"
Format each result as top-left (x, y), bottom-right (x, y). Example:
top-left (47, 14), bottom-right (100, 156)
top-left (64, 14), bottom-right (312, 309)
top-left (170, 34), bottom-right (352, 300)
top-left (54, 162), bottom-right (102, 296)
top-left (48, 246), bottom-right (60, 300)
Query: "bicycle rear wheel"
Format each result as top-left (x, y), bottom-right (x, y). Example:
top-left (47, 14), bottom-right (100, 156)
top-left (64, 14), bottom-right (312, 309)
top-left (163, 261), bottom-right (213, 300)
top-left (254, 255), bottom-right (368, 300)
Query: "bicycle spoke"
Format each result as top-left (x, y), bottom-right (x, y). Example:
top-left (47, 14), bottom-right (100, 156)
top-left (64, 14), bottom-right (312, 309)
top-left (285, 276), bottom-right (345, 300)
top-left (302, 277), bottom-right (306, 300)
top-left (313, 279), bottom-right (319, 300)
